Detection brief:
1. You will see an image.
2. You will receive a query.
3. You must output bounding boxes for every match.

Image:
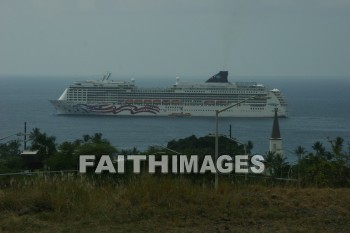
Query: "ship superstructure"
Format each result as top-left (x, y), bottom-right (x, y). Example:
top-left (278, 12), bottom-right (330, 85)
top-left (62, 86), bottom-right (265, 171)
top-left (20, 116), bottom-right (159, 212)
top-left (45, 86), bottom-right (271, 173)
top-left (50, 71), bottom-right (288, 117)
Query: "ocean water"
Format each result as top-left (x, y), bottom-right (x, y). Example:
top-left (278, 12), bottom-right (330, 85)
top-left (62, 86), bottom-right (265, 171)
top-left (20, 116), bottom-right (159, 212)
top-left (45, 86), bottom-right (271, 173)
top-left (0, 75), bottom-right (349, 162)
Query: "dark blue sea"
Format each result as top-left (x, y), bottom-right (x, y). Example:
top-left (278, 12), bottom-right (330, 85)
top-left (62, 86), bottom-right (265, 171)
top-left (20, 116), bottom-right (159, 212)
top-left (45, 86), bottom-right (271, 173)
top-left (1, 75), bottom-right (349, 162)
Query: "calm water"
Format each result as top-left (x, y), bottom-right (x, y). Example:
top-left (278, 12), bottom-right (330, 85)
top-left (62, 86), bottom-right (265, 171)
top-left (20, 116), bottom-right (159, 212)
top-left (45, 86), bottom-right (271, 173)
top-left (1, 75), bottom-right (349, 162)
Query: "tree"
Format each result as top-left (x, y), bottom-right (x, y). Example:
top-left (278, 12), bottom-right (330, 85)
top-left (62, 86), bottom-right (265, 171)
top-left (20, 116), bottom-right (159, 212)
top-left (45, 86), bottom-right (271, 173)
top-left (295, 138), bottom-right (350, 187)
top-left (81, 133), bottom-right (110, 144)
top-left (295, 146), bottom-right (306, 159)
top-left (167, 135), bottom-right (245, 156)
top-left (312, 141), bottom-right (326, 157)
top-left (83, 134), bottom-right (91, 143)
top-left (328, 137), bottom-right (346, 161)
top-left (245, 141), bottom-right (254, 155)
top-left (29, 128), bottom-right (57, 157)
top-left (75, 142), bottom-right (117, 173)
top-left (76, 143), bottom-right (117, 158)
top-left (264, 151), bottom-right (289, 178)
top-left (47, 133), bottom-right (116, 171)
top-left (20, 128), bottom-right (57, 170)
top-left (47, 141), bottom-right (79, 170)
top-left (0, 140), bottom-right (21, 157)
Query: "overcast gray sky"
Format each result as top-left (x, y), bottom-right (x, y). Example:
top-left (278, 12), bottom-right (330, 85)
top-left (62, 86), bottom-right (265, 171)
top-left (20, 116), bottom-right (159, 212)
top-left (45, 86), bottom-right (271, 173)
top-left (0, 0), bottom-right (349, 77)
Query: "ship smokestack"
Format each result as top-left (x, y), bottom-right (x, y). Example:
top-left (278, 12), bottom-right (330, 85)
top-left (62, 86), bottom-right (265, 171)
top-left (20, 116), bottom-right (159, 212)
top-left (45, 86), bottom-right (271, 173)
top-left (206, 71), bottom-right (229, 83)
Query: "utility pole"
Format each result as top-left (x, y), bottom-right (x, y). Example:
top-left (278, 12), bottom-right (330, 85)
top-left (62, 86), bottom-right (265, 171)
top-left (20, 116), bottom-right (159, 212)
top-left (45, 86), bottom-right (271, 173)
top-left (214, 96), bottom-right (256, 190)
top-left (24, 122), bottom-right (27, 150)
top-left (229, 124), bottom-right (232, 139)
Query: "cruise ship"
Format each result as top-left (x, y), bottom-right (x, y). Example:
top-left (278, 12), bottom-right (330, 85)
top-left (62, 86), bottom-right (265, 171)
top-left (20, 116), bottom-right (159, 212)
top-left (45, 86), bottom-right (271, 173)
top-left (50, 71), bottom-right (288, 117)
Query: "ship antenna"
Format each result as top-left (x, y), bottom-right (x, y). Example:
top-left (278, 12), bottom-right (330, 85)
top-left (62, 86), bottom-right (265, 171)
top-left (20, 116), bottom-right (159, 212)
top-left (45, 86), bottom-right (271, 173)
top-left (106, 72), bottom-right (112, 81)
top-left (176, 76), bottom-right (180, 85)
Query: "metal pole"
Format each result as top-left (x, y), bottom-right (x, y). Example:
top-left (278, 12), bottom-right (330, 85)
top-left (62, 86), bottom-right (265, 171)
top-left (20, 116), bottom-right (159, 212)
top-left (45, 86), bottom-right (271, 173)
top-left (215, 110), bottom-right (219, 190)
top-left (214, 96), bottom-right (256, 190)
top-left (298, 154), bottom-right (301, 188)
top-left (229, 124), bottom-right (232, 139)
top-left (24, 122), bottom-right (27, 150)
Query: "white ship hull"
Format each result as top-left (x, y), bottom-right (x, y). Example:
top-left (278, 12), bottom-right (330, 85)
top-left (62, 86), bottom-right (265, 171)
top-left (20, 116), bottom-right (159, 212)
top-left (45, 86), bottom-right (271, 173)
top-left (50, 71), bottom-right (288, 118)
top-left (50, 93), bottom-right (287, 117)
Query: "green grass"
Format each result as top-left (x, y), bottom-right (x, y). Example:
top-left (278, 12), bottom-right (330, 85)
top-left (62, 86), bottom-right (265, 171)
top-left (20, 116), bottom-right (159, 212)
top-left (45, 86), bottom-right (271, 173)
top-left (0, 175), bottom-right (350, 232)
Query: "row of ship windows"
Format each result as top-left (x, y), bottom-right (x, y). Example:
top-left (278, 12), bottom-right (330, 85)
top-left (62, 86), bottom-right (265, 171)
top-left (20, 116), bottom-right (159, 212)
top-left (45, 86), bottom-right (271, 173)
top-left (67, 95), bottom-right (266, 100)
top-left (69, 87), bottom-right (264, 91)
top-left (67, 94), bottom-right (266, 99)
top-left (68, 89), bottom-right (265, 94)
top-left (77, 97), bottom-right (265, 101)
top-left (66, 101), bottom-right (256, 107)
top-left (66, 99), bottom-right (265, 105)
top-left (68, 90), bottom-right (265, 93)
top-left (170, 109), bottom-right (263, 112)
top-left (66, 102), bottom-right (266, 107)
top-left (179, 90), bottom-right (265, 94)
top-left (68, 91), bottom-right (266, 96)
top-left (68, 87), bottom-right (266, 91)
top-left (165, 107), bottom-right (182, 109)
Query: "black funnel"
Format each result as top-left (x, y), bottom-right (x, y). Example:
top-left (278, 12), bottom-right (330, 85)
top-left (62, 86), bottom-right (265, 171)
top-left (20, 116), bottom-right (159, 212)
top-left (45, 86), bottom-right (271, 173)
top-left (206, 71), bottom-right (229, 83)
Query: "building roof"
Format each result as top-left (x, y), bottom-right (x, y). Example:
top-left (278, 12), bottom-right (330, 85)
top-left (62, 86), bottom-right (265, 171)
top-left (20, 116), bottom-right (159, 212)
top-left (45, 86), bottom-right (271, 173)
top-left (271, 108), bottom-right (281, 139)
top-left (21, 150), bottom-right (39, 155)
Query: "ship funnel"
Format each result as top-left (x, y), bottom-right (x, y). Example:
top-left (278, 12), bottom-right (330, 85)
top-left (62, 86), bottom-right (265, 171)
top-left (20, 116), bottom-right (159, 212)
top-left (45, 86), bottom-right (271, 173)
top-left (206, 71), bottom-right (229, 83)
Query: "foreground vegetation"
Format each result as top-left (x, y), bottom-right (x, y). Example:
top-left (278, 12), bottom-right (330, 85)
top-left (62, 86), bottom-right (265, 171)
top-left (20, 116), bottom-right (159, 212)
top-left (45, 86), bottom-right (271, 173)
top-left (1, 128), bottom-right (349, 187)
top-left (0, 175), bottom-right (350, 233)
top-left (1, 129), bottom-right (350, 231)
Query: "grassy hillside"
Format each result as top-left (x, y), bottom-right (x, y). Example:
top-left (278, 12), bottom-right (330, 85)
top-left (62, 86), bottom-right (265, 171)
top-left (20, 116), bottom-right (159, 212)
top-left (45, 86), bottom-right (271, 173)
top-left (0, 175), bottom-right (349, 233)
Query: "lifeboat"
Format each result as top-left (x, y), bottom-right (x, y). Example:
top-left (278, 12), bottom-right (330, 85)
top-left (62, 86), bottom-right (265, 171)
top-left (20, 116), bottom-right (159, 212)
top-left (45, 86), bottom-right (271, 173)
top-left (162, 100), bottom-right (170, 105)
top-left (153, 100), bottom-right (161, 104)
top-left (144, 100), bottom-right (152, 105)
top-left (171, 100), bottom-right (181, 105)
top-left (168, 112), bottom-right (191, 117)
top-left (216, 100), bottom-right (227, 105)
top-left (204, 100), bottom-right (215, 105)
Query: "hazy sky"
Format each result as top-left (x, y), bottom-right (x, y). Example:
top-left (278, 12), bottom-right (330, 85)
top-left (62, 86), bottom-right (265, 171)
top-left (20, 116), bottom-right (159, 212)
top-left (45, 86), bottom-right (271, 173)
top-left (0, 0), bottom-right (349, 77)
